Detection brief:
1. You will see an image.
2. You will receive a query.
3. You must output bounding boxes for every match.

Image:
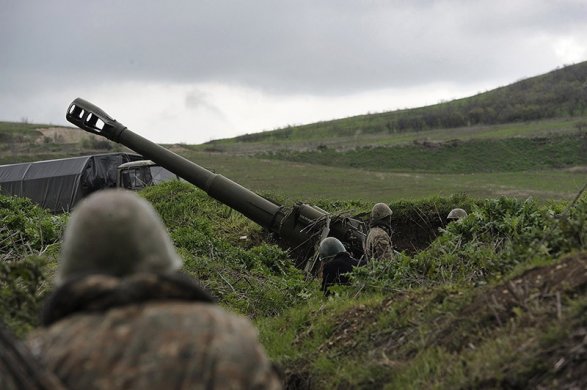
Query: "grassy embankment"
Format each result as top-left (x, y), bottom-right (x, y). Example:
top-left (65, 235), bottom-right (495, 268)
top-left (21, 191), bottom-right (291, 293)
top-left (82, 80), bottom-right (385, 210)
top-left (0, 179), bottom-right (587, 388)
top-left (1, 180), bottom-right (586, 388)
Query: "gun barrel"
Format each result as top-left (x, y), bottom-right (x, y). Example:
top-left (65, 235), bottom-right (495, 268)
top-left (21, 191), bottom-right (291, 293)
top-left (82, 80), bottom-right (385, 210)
top-left (66, 98), bottom-right (365, 263)
top-left (66, 98), bottom-right (283, 230)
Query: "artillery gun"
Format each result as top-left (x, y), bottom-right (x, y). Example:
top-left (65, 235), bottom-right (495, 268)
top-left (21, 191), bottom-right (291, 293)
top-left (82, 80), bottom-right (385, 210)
top-left (66, 98), bottom-right (366, 271)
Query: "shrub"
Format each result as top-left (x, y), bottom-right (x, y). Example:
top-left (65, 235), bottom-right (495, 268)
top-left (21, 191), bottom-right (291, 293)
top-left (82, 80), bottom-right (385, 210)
top-left (0, 195), bottom-right (65, 336)
top-left (141, 181), bottom-right (317, 318)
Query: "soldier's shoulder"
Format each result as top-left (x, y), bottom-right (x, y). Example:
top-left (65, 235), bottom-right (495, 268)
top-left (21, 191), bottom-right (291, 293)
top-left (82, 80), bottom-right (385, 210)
top-left (367, 226), bottom-right (389, 238)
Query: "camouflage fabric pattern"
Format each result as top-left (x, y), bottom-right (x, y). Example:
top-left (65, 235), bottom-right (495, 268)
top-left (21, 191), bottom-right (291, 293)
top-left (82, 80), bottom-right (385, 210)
top-left (364, 226), bottom-right (394, 261)
top-left (26, 274), bottom-right (281, 390)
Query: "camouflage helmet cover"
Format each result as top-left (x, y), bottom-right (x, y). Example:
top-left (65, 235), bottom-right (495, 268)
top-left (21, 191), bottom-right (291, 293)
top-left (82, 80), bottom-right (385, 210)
top-left (371, 203), bottom-right (392, 222)
top-left (57, 189), bottom-right (182, 285)
top-left (447, 208), bottom-right (468, 220)
top-left (318, 237), bottom-right (346, 260)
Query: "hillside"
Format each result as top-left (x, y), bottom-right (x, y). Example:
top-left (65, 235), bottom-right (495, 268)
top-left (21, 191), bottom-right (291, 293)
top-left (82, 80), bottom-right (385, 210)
top-left (208, 61), bottom-right (587, 147)
top-left (0, 123), bottom-right (124, 164)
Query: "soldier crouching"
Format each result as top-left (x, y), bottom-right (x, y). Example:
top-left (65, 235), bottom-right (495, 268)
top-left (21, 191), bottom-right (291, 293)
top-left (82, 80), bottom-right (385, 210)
top-left (26, 189), bottom-right (281, 390)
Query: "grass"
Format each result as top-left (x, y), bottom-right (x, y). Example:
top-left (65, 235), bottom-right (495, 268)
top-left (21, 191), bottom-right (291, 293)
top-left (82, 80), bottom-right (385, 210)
top-left (2, 184), bottom-right (586, 388)
top-left (0, 121), bottom-right (53, 133)
top-left (261, 132), bottom-right (587, 174)
top-left (199, 115), bottom-right (587, 154)
top-left (170, 150), bottom-right (586, 203)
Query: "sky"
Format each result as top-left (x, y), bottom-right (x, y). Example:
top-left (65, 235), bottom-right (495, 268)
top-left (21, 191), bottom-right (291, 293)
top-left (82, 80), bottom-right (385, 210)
top-left (1, 1), bottom-right (586, 144)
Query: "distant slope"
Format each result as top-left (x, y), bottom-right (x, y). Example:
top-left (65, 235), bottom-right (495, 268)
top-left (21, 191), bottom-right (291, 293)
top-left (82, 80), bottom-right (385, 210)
top-left (209, 61), bottom-right (587, 146)
top-left (0, 122), bottom-right (125, 164)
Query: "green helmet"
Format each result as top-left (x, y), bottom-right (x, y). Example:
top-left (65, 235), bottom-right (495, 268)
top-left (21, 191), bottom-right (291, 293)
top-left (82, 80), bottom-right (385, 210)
top-left (371, 203), bottom-right (392, 225)
top-left (447, 208), bottom-right (468, 220)
top-left (56, 189), bottom-right (182, 286)
top-left (318, 237), bottom-right (346, 260)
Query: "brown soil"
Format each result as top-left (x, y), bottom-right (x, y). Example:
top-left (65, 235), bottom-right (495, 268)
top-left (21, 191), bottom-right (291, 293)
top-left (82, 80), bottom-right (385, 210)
top-left (36, 127), bottom-right (99, 144)
top-left (430, 252), bottom-right (587, 353)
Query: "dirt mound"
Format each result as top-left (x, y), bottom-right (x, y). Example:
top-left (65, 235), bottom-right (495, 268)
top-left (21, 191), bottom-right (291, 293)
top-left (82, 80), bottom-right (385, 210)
top-left (564, 165), bottom-right (587, 173)
top-left (282, 253), bottom-right (587, 388)
top-left (36, 127), bottom-right (100, 144)
top-left (431, 252), bottom-right (587, 352)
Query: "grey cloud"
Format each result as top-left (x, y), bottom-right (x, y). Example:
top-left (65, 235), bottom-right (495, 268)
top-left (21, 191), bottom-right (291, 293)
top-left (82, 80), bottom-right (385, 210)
top-left (0, 0), bottom-right (586, 98)
top-left (184, 89), bottom-right (225, 119)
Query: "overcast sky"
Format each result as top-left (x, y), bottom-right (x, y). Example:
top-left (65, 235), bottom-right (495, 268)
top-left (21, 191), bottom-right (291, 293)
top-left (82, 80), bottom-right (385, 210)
top-left (1, 1), bottom-right (586, 144)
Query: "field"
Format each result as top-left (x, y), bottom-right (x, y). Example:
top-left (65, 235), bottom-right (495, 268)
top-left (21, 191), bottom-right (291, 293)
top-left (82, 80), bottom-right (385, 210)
top-left (179, 151), bottom-right (585, 202)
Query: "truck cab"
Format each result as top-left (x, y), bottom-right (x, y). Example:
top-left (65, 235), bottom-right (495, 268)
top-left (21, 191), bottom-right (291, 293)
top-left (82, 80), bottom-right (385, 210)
top-left (116, 160), bottom-right (179, 190)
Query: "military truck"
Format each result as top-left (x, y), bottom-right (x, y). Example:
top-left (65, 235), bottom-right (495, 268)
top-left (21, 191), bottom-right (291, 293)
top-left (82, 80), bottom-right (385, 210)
top-left (0, 153), bottom-right (177, 213)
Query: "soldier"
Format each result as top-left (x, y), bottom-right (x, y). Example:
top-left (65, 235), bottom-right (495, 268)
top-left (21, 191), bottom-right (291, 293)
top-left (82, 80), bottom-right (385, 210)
top-left (26, 189), bottom-right (281, 390)
top-left (364, 203), bottom-right (395, 261)
top-left (318, 237), bottom-right (364, 295)
top-left (447, 208), bottom-right (468, 221)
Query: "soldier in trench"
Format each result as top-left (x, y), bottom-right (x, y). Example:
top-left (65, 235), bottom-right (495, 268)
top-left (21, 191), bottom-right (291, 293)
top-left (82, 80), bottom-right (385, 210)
top-left (364, 203), bottom-right (395, 261)
top-left (318, 237), bottom-right (365, 295)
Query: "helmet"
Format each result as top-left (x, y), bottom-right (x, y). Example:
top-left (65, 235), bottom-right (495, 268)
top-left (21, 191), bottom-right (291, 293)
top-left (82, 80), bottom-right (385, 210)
top-left (371, 203), bottom-right (392, 225)
top-left (447, 208), bottom-right (468, 220)
top-left (318, 237), bottom-right (346, 260)
top-left (56, 189), bottom-right (182, 285)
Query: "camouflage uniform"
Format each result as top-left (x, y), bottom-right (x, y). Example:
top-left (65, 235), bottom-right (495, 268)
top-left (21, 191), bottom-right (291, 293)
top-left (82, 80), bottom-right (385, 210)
top-left (0, 322), bottom-right (64, 390)
top-left (364, 203), bottom-right (395, 261)
top-left (26, 272), bottom-right (282, 390)
top-left (364, 226), bottom-right (394, 261)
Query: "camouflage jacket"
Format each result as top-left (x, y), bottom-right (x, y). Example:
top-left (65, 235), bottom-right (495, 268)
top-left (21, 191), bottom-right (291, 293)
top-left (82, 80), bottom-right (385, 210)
top-left (26, 273), bottom-right (282, 390)
top-left (364, 226), bottom-right (394, 261)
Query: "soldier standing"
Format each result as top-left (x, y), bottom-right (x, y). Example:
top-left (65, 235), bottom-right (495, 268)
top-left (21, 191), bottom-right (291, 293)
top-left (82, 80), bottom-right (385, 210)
top-left (26, 190), bottom-right (281, 390)
top-left (364, 203), bottom-right (395, 261)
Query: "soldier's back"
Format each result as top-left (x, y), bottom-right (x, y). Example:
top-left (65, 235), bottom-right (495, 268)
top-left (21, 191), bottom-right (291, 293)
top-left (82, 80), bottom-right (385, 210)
top-left (26, 274), bottom-right (281, 390)
top-left (365, 226), bottom-right (394, 261)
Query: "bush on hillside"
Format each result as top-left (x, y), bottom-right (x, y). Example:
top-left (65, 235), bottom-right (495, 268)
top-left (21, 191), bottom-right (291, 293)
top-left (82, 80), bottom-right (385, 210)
top-left (0, 195), bottom-right (64, 336)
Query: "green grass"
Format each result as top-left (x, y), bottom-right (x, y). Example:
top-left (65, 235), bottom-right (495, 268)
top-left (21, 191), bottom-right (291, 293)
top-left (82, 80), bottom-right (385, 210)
top-left (175, 151), bottom-right (585, 202)
top-left (200, 116), bottom-right (587, 154)
top-left (0, 121), bottom-right (53, 133)
top-left (2, 183), bottom-right (586, 388)
top-left (262, 133), bottom-right (587, 174)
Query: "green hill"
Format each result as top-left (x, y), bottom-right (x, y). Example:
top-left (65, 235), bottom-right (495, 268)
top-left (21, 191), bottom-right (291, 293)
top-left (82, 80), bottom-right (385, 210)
top-left (210, 61), bottom-right (587, 146)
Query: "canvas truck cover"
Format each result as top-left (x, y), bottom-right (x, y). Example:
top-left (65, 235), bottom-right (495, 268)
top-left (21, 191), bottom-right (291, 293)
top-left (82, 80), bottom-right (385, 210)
top-left (0, 153), bottom-right (142, 212)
